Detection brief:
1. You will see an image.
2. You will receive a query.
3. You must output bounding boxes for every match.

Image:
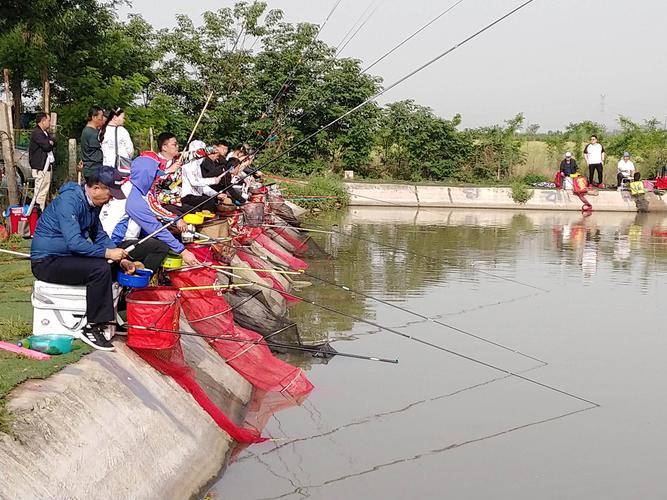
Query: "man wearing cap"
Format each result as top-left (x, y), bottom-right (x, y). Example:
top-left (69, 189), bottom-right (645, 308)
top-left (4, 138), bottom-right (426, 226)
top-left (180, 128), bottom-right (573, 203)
top-left (30, 165), bottom-right (134, 351)
top-left (617, 152), bottom-right (635, 190)
top-left (559, 152), bottom-right (579, 180)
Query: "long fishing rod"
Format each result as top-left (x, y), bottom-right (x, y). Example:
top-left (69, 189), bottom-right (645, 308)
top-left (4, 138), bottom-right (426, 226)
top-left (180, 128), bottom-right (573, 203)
top-left (216, 265), bottom-right (598, 407)
top-left (127, 323), bottom-right (399, 364)
top-left (243, 0), bottom-right (344, 150)
top-left (125, 0), bottom-right (540, 256)
top-left (259, 0), bottom-right (468, 158)
top-left (217, 239), bottom-right (546, 366)
top-left (334, 1), bottom-right (380, 57)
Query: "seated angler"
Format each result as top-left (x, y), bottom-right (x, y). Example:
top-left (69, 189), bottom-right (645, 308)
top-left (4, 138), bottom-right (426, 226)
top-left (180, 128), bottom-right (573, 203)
top-left (180, 140), bottom-right (230, 213)
top-left (110, 155), bottom-right (199, 269)
top-left (30, 166), bottom-right (135, 351)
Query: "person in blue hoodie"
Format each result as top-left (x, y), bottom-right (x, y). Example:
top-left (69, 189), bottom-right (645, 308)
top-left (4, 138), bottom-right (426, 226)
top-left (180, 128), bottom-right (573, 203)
top-left (31, 165), bottom-right (134, 351)
top-left (100, 155), bottom-right (199, 271)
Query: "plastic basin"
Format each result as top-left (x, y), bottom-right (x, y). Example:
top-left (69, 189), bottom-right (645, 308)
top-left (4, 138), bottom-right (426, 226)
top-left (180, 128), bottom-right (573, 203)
top-left (117, 268), bottom-right (153, 288)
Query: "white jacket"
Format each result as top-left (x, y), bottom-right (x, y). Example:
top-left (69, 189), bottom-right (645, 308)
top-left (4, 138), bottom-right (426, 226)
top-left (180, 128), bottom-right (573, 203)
top-left (101, 125), bottom-right (134, 168)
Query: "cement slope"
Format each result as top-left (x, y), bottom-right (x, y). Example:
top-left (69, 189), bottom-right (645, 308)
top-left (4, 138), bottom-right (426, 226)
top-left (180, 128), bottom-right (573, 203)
top-left (0, 332), bottom-right (252, 500)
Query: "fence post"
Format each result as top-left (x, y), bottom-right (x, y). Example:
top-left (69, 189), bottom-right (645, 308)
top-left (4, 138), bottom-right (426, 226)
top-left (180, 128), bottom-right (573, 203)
top-left (68, 139), bottom-right (77, 181)
top-left (0, 101), bottom-right (19, 205)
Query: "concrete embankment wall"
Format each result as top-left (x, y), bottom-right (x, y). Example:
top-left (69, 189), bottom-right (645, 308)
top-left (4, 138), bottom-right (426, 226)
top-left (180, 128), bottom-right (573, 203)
top-left (346, 182), bottom-right (667, 212)
top-left (0, 325), bottom-right (252, 500)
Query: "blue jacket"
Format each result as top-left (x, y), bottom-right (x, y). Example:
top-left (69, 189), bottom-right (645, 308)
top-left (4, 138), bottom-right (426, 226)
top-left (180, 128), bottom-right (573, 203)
top-left (125, 156), bottom-right (185, 253)
top-left (31, 182), bottom-right (115, 260)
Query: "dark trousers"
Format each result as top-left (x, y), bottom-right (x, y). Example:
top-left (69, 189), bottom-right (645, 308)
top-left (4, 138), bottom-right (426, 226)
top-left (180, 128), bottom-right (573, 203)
top-left (182, 194), bottom-right (218, 213)
top-left (32, 256), bottom-right (114, 324)
top-left (589, 163), bottom-right (603, 185)
top-left (119, 238), bottom-right (170, 273)
top-left (617, 173), bottom-right (631, 188)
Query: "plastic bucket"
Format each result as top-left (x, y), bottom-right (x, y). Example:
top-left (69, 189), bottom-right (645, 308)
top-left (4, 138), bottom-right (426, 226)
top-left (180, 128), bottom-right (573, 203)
top-left (126, 287), bottom-right (181, 349)
top-left (242, 202), bottom-right (265, 227)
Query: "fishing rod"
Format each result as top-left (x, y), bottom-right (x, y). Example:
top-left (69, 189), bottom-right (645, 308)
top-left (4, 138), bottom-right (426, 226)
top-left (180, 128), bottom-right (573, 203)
top-left (216, 240), bottom-right (546, 366)
top-left (215, 265), bottom-right (598, 407)
top-left (334, 1), bottom-right (380, 57)
top-left (0, 248), bottom-right (30, 258)
top-left (124, 0), bottom-right (540, 256)
top-left (127, 323), bottom-right (399, 364)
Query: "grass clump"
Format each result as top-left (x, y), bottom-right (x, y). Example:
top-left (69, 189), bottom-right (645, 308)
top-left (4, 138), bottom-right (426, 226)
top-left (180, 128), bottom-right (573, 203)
top-left (510, 181), bottom-right (533, 204)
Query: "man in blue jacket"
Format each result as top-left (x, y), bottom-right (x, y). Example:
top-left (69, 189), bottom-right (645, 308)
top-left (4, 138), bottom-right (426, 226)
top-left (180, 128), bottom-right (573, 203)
top-left (31, 165), bottom-right (134, 351)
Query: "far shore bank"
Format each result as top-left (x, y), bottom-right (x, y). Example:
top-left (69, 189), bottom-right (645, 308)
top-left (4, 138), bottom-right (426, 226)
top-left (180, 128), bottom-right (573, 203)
top-left (344, 182), bottom-right (664, 212)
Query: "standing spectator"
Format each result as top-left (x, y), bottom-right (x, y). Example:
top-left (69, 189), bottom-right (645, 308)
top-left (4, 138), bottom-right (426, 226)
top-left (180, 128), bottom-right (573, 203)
top-left (616, 151), bottom-right (635, 189)
top-left (584, 135), bottom-right (605, 187)
top-left (28, 112), bottom-right (55, 211)
top-left (100, 107), bottom-right (134, 175)
top-left (80, 105), bottom-right (105, 179)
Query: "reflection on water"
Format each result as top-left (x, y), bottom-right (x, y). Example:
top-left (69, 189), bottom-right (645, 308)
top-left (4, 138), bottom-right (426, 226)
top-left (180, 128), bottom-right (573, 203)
top-left (211, 208), bottom-right (667, 500)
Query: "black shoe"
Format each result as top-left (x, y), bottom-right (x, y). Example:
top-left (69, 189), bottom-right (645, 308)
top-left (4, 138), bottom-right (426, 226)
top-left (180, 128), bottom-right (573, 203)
top-left (80, 324), bottom-right (115, 351)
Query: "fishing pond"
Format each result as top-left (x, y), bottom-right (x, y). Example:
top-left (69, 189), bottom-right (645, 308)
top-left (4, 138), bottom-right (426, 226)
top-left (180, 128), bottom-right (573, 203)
top-left (210, 207), bottom-right (667, 499)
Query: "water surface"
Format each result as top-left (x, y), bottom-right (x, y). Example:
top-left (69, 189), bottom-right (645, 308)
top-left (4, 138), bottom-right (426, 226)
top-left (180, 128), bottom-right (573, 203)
top-left (211, 207), bottom-right (667, 499)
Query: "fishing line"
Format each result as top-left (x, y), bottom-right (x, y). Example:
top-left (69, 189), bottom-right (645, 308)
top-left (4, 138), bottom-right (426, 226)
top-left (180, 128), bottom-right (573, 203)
top-left (125, 0), bottom-right (539, 255)
top-left (362, 0), bottom-right (467, 73)
top-left (334, 1), bottom-right (381, 57)
top-left (215, 265), bottom-right (598, 407)
top-left (292, 266), bottom-right (547, 365)
top-left (333, 0), bottom-right (378, 54)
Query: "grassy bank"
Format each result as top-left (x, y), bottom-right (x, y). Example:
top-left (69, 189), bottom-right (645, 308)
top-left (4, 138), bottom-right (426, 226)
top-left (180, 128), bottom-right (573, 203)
top-left (0, 236), bottom-right (91, 432)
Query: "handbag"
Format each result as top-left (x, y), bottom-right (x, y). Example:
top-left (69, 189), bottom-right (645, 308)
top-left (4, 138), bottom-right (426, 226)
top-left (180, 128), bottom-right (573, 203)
top-left (114, 126), bottom-right (132, 176)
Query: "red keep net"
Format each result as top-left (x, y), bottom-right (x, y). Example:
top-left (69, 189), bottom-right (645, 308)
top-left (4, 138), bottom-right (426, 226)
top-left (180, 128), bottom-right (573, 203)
top-left (270, 226), bottom-right (309, 255)
top-left (127, 286), bottom-right (265, 443)
top-left (255, 232), bottom-right (308, 271)
top-left (127, 287), bottom-right (180, 350)
top-left (169, 267), bottom-right (313, 400)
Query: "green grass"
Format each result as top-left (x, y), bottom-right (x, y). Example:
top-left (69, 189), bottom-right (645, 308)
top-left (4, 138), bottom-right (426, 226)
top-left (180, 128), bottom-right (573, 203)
top-left (0, 235), bottom-right (91, 433)
top-left (280, 175), bottom-right (349, 210)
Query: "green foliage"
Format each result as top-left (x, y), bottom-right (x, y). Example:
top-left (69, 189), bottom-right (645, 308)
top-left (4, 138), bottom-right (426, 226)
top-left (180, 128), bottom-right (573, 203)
top-left (606, 116), bottom-right (667, 177)
top-left (280, 175), bottom-right (348, 209)
top-left (510, 180), bottom-right (533, 204)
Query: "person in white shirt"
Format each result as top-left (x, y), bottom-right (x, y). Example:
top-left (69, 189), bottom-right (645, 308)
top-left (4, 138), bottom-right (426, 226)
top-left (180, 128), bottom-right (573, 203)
top-left (180, 140), bottom-right (229, 212)
top-left (584, 135), bottom-right (605, 187)
top-left (617, 151), bottom-right (635, 189)
top-left (100, 107), bottom-right (134, 175)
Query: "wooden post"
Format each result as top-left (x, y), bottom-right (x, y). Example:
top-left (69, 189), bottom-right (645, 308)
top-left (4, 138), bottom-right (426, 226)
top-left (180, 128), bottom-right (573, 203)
top-left (68, 139), bottom-right (77, 180)
top-left (49, 112), bottom-right (57, 135)
top-left (0, 101), bottom-right (19, 205)
top-left (41, 67), bottom-right (50, 114)
top-left (149, 126), bottom-right (154, 151)
top-left (2, 69), bottom-right (10, 105)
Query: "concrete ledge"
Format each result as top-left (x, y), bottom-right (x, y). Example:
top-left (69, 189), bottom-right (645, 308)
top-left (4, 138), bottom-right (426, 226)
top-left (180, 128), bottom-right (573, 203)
top-left (346, 182), bottom-right (667, 212)
top-left (0, 333), bottom-right (252, 500)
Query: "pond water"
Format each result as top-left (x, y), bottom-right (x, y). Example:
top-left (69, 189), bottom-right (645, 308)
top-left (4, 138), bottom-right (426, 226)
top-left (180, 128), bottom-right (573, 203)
top-left (210, 207), bottom-right (667, 500)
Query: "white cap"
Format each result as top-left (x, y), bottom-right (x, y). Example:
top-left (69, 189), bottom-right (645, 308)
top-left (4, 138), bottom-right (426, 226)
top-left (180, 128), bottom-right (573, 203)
top-left (565, 152), bottom-right (572, 158)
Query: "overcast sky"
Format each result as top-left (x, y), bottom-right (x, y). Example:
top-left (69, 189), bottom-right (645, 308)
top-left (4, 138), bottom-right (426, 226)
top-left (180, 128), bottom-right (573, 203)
top-left (119, 0), bottom-right (667, 131)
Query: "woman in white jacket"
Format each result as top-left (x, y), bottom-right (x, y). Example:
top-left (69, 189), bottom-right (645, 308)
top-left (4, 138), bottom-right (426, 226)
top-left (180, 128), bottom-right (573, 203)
top-left (100, 107), bottom-right (134, 175)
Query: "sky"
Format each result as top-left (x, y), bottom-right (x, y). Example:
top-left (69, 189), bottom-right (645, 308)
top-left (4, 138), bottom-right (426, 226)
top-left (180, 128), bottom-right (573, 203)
top-left (118, 0), bottom-right (667, 131)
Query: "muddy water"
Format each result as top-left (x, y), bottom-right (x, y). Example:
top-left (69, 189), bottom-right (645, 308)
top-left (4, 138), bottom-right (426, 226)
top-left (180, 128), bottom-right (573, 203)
top-left (210, 207), bottom-right (667, 500)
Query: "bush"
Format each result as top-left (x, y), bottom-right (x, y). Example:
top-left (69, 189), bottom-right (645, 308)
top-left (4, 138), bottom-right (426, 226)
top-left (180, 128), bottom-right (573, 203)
top-left (522, 173), bottom-right (551, 185)
top-left (280, 174), bottom-right (349, 210)
top-left (510, 181), bottom-right (533, 204)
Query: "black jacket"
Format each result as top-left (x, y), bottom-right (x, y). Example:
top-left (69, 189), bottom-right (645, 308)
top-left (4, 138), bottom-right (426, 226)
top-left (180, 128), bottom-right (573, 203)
top-left (559, 159), bottom-right (578, 176)
top-left (28, 126), bottom-right (54, 171)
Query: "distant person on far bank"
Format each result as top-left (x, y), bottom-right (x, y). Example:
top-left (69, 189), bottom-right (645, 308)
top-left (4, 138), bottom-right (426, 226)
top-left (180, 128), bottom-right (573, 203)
top-left (584, 135), bottom-right (605, 187)
top-left (100, 107), bottom-right (134, 176)
top-left (80, 105), bottom-right (105, 180)
top-left (617, 151), bottom-right (635, 190)
top-left (28, 112), bottom-right (55, 211)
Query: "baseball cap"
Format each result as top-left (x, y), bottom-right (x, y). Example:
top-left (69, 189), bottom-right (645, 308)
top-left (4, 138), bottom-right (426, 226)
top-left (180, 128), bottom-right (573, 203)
top-left (565, 152), bottom-right (572, 158)
top-left (623, 151), bottom-right (630, 157)
top-left (88, 165), bottom-right (126, 199)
